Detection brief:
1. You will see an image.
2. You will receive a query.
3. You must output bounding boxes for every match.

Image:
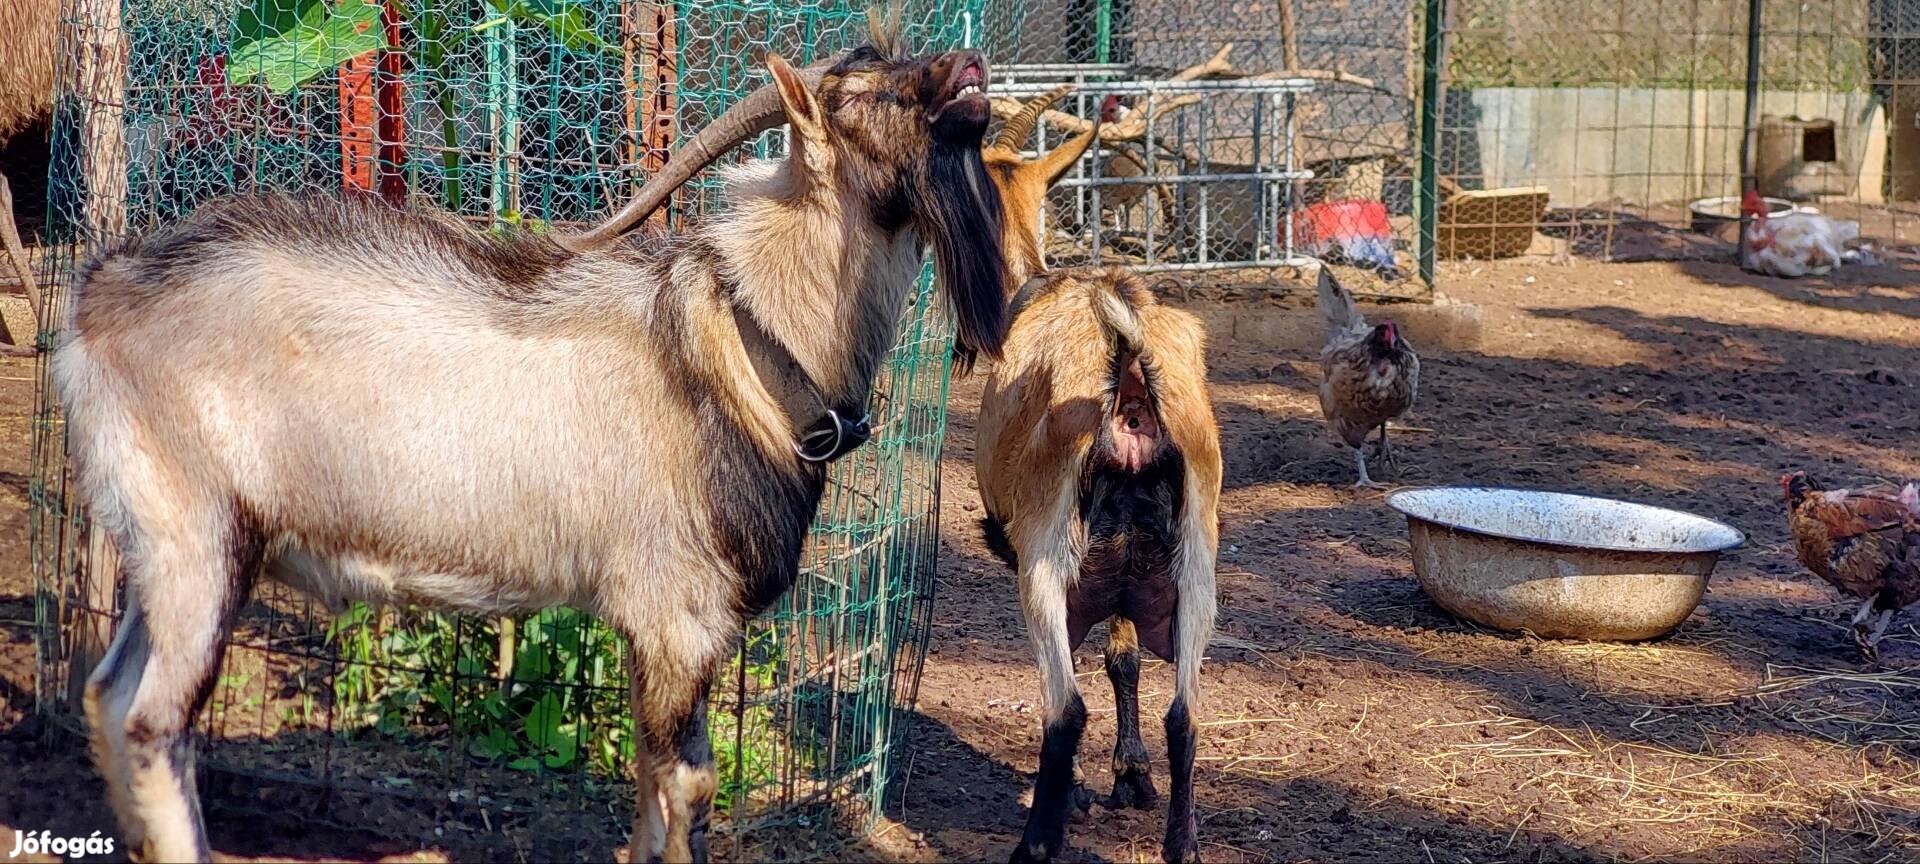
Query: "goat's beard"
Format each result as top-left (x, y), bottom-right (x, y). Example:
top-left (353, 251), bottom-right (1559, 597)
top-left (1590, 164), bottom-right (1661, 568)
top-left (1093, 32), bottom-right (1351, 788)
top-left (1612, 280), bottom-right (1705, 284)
top-left (921, 137), bottom-right (1009, 372)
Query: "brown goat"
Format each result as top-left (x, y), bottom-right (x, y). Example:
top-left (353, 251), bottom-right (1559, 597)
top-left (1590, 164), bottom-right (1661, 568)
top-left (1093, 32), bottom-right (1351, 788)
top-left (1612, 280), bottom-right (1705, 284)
top-left (0, 0), bottom-right (56, 343)
top-left (0, 0), bottom-right (55, 144)
top-left (59, 33), bottom-right (1007, 863)
top-left (974, 89), bottom-right (1221, 864)
top-left (981, 85), bottom-right (1101, 287)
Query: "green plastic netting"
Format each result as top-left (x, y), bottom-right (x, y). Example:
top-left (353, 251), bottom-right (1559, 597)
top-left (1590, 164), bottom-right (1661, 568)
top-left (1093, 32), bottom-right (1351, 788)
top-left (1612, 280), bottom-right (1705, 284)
top-left (30, 0), bottom-right (980, 857)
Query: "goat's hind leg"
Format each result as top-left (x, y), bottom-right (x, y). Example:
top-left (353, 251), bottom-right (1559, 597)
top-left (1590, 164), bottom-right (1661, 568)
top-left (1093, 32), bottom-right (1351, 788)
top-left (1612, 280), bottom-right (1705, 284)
top-left (1163, 543), bottom-right (1217, 863)
top-left (1011, 552), bottom-right (1088, 864)
top-left (86, 512), bottom-right (260, 863)
top-left (1103, 617), bottom-right (1157, 810)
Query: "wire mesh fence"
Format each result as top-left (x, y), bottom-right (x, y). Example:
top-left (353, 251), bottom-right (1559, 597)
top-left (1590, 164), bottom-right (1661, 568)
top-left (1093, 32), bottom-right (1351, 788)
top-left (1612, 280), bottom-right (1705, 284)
top-left (30, 0), bottom-right (973, 857)
top-left (1437, 0), bottom-right (1914, 264)
top-left (22, 0), bottom-right (1912, 856)
top-left (982, 0), bottom-right (1430, 299)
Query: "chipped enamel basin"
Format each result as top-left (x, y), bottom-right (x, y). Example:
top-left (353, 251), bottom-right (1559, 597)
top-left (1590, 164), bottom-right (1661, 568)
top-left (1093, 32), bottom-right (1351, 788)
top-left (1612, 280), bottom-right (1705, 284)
top-left (1386, 487), bottom-right (1745, 641)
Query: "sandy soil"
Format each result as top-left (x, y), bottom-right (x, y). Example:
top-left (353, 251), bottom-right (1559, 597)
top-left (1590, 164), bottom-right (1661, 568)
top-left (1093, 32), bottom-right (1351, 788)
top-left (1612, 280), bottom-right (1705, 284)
top-left (3, 255), bottom-right (1919, 862)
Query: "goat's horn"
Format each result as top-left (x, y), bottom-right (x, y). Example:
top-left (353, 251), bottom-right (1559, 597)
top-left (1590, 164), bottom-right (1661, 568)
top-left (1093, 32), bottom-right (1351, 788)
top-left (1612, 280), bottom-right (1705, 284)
top-left (558, 58), bottom-right (836, 253)
top-left (990, 84), bottom-right (1074, 151)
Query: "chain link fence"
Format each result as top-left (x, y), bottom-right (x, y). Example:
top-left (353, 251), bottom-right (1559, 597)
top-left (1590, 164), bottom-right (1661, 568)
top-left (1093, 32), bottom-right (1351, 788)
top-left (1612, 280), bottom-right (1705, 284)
top-left (26, 0), bottom-right (1905, 857)
top-left (1437, 0), bottom-right (1914, 265)
top-left (981, 0), bottom-right (1430, 300)
top-left (30, 0), bottom-right (975, 858)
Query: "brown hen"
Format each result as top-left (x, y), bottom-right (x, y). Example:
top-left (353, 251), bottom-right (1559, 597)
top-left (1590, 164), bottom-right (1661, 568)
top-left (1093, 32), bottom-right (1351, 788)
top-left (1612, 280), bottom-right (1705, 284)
top-left (1782, 471), bottom-right (1920, 661)
top-left (1316, 266), bottom-right (1419, 487)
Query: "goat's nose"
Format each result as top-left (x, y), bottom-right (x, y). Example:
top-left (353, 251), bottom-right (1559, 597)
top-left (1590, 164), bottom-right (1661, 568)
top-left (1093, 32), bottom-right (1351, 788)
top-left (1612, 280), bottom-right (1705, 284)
top-left (932, 49), bottom-right (988, 78)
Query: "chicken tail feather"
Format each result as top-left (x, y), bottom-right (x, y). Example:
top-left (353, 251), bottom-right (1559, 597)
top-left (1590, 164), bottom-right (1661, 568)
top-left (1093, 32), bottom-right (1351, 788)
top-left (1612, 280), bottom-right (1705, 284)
top-left (1316, 264), bottom-right (1366, 338)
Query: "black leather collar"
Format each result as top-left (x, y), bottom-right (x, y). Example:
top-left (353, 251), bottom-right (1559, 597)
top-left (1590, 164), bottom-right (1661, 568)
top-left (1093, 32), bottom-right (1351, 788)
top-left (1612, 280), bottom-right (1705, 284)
top-left (731, 306), bottom-right (872, 464)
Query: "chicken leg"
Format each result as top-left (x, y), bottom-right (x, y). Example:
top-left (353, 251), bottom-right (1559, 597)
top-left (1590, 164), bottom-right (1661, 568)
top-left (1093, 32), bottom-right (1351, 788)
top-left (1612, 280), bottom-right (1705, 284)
top-left (1370, 423), bottom-right (1400, 473)
top-left (1859, 607), bottom-right (1896, 665)
top-left (1351, 447), bottom-right (1384, 489)
top-left (1850, 597), bottom-right (1883, 663)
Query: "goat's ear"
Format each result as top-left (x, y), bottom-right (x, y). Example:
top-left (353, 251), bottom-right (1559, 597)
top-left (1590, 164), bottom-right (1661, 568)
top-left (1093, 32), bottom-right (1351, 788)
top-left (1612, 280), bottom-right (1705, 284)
top-left (767, 53), bottom-right (827, 144)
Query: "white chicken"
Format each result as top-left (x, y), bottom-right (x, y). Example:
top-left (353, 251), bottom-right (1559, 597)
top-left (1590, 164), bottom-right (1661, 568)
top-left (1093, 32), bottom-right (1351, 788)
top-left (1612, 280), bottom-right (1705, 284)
top-left (1741, 189), bottom-right (1862, 278)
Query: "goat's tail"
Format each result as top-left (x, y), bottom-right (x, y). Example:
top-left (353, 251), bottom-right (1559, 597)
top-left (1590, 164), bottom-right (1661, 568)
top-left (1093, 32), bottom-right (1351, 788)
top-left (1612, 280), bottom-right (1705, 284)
top-left (1315, 264), bottom-right (1366, 338)
top-left (1091, 280), bottom-right (1150, 369)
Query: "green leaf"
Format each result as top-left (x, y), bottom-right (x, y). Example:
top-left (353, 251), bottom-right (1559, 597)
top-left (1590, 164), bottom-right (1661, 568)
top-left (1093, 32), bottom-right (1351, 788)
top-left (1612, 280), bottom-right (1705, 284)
top-left (227, 0), bottom-right (386, 95)
top-left (514, 637), bottom-right (553, 679)
top-left (469, 727), bottom-right (512, 759)
top-left (485, 0), bottom-right (610, 55)
top-left (523, 692), bottom-right (564, 749)
top-left (230, 0), bottom-right (322, 51)
top-left (508, 756), bottom-right (541, 771)
top-left (543, 730), bottom-right (578, 768)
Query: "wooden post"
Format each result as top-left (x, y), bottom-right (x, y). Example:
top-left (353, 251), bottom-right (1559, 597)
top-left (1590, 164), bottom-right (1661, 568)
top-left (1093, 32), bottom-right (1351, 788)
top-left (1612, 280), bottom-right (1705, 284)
top-left (68, 524), bottom-right (121, 709)
top-left (496, 617), bottom-right (517, 694)
top-left (68, 0), bottom-right (130, 710)
top-left (343, 0), bottom-right (406, 204)
top-left (1278, 0), bottom-right (1299, 72)
top-left (342, 46), bottom-right (377, 194)
top-left (624, 0), bottom-right (677, 226)
top-left (376, 1), bottom-right (408, 204)
top-left (76, 0), bottom-right (128, 244)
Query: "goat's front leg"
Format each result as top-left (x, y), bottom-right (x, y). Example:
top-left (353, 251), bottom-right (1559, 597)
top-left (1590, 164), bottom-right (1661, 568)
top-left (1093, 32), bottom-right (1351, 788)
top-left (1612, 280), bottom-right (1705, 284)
top-left (626, 648), bottom-right (667, 863)
top-left (631, 652), bottom-right (717, 864)
top-left (1104, 617), bottom-right (1157, 810)
top-left (1011, 553), bottom-right (1087, 864)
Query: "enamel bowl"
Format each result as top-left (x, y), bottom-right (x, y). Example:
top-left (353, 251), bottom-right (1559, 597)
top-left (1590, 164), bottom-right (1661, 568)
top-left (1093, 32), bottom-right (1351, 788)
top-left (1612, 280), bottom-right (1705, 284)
top-left (1386, 487), bottom-right (1745, 641)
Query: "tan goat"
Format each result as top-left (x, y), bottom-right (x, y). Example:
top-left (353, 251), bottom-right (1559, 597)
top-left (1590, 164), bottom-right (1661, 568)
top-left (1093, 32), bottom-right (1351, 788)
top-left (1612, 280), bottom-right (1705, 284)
top-left (974, 88), bottom-right (1221, 864)
top-left (58, 31), bottom-right (1007, 864)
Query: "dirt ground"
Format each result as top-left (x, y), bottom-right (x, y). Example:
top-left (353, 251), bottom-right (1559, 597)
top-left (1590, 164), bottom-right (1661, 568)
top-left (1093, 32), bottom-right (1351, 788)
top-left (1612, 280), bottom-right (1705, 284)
top-left (3, 255), bottom-right (1919, 862)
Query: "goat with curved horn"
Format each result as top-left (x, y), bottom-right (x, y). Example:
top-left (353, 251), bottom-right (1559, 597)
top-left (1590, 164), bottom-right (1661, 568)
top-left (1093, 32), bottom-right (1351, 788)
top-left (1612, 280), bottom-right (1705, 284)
top-left (557, 59), bottom-right (835, 252)
top-left (991, 83), bottom-right (1074, 152)
top-left (59, 38), bottom-right (1007, 864)
top-left (983, 84), bottom-right (1103, 287)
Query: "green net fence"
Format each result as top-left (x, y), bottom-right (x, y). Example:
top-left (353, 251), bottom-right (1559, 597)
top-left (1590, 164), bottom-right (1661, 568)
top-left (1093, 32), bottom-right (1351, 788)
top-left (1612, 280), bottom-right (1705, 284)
top-left (30, 0), bottom-right (978, 857)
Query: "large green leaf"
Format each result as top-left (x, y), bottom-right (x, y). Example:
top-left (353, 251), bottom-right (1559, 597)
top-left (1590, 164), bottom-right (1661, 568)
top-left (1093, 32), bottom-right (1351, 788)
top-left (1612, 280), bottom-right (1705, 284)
top-left (230, 0), bottom-right (322, 52)
top-left (226, 0), bottom-right (386, 95)
top-left (523, 692), bottom-right (565, 749)
top-left (484, 0), bottom-right (611, 55)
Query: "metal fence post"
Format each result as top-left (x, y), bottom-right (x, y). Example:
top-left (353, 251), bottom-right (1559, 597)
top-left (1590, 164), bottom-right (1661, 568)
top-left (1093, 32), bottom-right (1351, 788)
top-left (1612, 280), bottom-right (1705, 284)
top-left (1417, 0), bottom-right (1444, 287)
top-left (1737, 0), bottom-right (1762, 264)
top-left (1095, 0), bottom-right (1112, 64)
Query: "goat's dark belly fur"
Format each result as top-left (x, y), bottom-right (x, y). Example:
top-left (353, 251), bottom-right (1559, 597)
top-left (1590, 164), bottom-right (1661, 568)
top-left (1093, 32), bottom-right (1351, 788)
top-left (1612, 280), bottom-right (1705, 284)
top-left (1066, 455), bottom-right (1185, 659)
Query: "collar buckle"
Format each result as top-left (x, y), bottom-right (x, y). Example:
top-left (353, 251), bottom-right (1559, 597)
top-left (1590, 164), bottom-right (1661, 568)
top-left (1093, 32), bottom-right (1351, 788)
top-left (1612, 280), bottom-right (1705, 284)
top-left (794, 408), bottom-right (872, 464)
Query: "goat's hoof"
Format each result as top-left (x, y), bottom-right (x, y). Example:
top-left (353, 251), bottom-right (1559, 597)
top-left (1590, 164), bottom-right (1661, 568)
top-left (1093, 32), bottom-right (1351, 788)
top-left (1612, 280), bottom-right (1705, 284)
top-left (1162, 838), bottom-right (1202, 864)
top-left (1106, 768), bottom-right (1159, 811)
top-left (1009, 840), bottom-right (1056, 864)
top-left (1072, 783), bottom-right (1096, 818)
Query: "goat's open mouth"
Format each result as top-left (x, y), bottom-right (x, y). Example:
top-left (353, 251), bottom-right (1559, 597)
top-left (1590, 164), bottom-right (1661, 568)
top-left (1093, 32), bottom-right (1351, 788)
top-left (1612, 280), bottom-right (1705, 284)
top-left (930, 56), bottom-right (990, 125)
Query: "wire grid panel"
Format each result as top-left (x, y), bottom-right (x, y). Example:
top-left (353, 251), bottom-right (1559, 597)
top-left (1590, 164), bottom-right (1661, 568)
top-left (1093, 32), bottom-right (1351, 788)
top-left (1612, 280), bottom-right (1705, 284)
top-left (30, 0), bottom-right (976, 857)
top-left (983, 0), bottom-right (1425, 289)
top-left (1440, 0), bottom-right (1905, 263)
top-left (993, 73), bottom-right (1319, 272)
